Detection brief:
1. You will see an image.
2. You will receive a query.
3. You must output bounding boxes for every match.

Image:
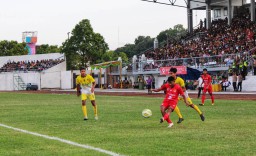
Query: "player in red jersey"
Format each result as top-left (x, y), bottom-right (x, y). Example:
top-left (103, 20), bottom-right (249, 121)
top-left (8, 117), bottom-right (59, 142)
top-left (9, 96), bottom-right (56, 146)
top-left (199, 68), bottom-right (215, 106)
top-left (151, 76), bottom-right (190, 128)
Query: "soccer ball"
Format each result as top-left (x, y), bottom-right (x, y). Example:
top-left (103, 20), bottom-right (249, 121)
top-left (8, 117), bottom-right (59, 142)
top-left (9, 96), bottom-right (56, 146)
top-left (142, 109), bottom-right (152, 118)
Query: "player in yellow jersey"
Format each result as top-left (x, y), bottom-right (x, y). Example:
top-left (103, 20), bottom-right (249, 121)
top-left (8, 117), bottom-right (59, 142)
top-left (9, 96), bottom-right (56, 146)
top-left (169, 67), bottom-right (205, 123)
top-left (76, 67), bottom-right (98, 120)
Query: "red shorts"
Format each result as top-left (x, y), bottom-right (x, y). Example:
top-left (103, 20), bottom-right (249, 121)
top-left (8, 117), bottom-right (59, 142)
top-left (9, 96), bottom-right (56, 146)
top-left (203, 85), bottom-right (213, 94)
top-left (161, 101), bottom-right (177, 110)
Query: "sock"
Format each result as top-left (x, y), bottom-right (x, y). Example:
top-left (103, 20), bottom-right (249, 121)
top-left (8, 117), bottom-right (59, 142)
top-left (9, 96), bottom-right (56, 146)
top-left (174, 106), bottom-right (183, 118)
top-left (202, 94), bottom-right (205, 104)
top-left (193, 104), bottom-right (202, 115)
top-left (211, 95), bottom-right (215, 103)
top-left (82, 105), bottom-right (87, 118)
top-left (163, 113), bottom-right (169, 121)
top-left (166, 118), bottom-right (172, 124)
top-left (93, 105), bottom-right (98, 117)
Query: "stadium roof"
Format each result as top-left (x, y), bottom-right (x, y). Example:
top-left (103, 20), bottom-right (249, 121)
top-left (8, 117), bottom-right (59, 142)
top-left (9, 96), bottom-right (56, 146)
top-left (142, 0), bottom-right (247, 10)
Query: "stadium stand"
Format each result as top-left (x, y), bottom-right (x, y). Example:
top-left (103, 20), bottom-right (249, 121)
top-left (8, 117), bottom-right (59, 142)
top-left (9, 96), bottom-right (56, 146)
top-left (0, 59), bottom-right (64, 73)
top-left (0, 53), bottom-right (65, 73)
top-left (143, 8), bottom-right (256, 68)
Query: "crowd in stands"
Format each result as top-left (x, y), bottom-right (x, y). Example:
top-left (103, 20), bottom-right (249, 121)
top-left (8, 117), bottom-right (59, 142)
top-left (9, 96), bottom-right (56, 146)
top-left (141, 7), bottom-right (256, 70)
top-left (0, 58), bottom-right (65, 73)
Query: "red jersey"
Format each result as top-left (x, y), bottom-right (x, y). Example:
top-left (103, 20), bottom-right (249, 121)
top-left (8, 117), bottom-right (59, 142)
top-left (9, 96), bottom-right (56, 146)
top-left (160, 83), bottom-right (184, 104)
top-left (202, 74), bottom-right (212, 88)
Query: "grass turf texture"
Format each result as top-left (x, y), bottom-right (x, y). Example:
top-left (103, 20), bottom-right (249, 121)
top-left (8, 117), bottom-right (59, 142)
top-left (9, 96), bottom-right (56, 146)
top-left (0, 92), bottom-right (256, 156)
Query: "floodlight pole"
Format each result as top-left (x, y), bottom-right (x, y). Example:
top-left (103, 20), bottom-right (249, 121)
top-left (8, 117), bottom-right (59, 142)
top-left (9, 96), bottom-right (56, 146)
top-left (251, 0), bottom-right (255, 22)
top-left (187, 0), bottom-right (193, 33)
top-left (100, 68), bottom-right (103, 89)
top-left (120, 62), bottom-right (123, 89)
top-left (67, 32), bottom-right (70, 40)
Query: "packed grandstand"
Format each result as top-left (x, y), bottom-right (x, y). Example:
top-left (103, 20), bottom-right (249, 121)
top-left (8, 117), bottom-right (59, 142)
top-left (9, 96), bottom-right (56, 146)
top-left (0, 58), bottom-right (65, 73)
top-left (140, 7), bottom-right (256, 74)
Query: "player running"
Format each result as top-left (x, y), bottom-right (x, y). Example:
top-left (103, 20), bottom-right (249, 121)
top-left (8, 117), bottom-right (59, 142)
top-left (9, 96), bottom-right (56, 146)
top-left (169, 67), bottom-right (205, 123)
top-left (76, 67), bottom-right (98, 120)
top-left (199, 68), bottom-right (215, 106)
top-left (151, 76), bottom-right (190, 128)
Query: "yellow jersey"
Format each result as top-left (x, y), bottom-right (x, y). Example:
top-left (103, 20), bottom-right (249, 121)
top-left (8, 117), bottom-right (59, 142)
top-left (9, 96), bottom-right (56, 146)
top-left (175, 76), bottom-right (189, 98)
top-left (175, 77), bottom-right (185, 88)
top-left (76, 74), bottom-right (95, 94)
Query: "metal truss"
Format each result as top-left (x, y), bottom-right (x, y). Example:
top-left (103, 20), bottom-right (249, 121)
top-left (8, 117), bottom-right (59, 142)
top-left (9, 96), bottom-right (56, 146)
top-left (141, 0), bottom-right (206, 8)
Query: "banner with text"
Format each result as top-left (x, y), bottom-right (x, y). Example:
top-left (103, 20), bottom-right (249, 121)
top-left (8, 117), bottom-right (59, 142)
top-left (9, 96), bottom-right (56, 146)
top-left (160, 66), bottom-right (187, 75)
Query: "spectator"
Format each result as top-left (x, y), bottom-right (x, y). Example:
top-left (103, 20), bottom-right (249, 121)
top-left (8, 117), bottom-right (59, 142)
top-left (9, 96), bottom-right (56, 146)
top-left (197, 75), bottom-right (204, 98)
top-left (108, 84), bottom-right (112, 89)
top-left (0, 58), bottom-right (65, 73)
top-left (237, 73), bottom-right (243, 92)
top-left (232, 72), bottom-right (237, 91)
top-left (146, 76), bottom-right (152, 94)
top-left (222, 79), bottom-right (231, 91)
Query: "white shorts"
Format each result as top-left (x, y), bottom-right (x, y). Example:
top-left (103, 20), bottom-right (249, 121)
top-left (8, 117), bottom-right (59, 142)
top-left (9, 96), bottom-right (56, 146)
top-left (81, 88), bottom-right (92, 94)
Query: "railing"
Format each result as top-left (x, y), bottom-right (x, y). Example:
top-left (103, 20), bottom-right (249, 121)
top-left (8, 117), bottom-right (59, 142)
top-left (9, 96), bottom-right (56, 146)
top-left (110, 52), bottom-right (252, 75)
top-left (13, 74), bottom-right (26, 90)
top-left (132, 54), bottom-right (239, 72)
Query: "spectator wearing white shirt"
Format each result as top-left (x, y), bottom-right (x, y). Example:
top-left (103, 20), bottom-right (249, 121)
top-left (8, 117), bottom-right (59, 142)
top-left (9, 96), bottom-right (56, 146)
top-left (197, 74), bottom-right (204, 98)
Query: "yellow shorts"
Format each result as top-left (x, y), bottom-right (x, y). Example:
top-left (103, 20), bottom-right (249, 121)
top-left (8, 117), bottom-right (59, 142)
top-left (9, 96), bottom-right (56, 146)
top-left (81, 93), bottom-right (96, 101)
top-left (178, 97), bottom-right (193, 105)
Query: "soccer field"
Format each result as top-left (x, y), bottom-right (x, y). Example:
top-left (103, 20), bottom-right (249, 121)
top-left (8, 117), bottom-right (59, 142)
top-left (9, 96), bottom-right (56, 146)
top-left (0, 92), bottom-right (256, 156)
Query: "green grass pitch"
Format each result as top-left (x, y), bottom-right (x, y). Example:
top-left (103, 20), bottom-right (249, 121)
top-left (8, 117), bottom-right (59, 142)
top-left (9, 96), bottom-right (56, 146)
top-left (0, 92), bottom-right (256, 156)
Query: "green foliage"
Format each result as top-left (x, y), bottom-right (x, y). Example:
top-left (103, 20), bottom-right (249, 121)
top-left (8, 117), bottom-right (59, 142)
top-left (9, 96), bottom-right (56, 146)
top-left (61, 19), bottom-right (109, 70)
top-left (115, 36), bottom-right (154, 58)
top-left (101, 51), bottom-right (128, 63)
top-left (115, 24), bottom-right (187, 58)
top-left (115, 43), bottom-right (136, 58)
top-left (0, 40), bottom-right (61, 56)
top-left (157, 24), bottom-right (187, 44)
top-left (1, 93), bottom-right (256, 156)
top-left (36, 44), bottom-right (61, 54)
top-left (0, 40), bottom-right (27, 56)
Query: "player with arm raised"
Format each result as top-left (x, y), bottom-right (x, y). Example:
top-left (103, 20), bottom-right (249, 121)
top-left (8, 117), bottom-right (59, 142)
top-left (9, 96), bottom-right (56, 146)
top-left (151, 76), bottom-right (190, 128)
top-left (199, 68), bottom-right (215, 106)
top-left (169, 67), bottom-right (205, 122)
top-left (76, 67), bottom-right (98, 120)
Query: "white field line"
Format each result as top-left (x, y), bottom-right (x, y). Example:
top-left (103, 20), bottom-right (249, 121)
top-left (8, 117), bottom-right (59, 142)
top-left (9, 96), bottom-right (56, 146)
top-left (0, 123), bottom-right (123, 156)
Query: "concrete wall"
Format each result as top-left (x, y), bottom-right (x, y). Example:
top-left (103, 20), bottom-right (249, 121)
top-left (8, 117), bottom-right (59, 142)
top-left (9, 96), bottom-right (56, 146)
top-left (0, 71), bottom-right (72, 91)
top-left (0, 73), bottom-right (14, 90)
top-left (229, 75), bottom-right (256, 91)
top-left (44, 61), bottom-right (66, 72)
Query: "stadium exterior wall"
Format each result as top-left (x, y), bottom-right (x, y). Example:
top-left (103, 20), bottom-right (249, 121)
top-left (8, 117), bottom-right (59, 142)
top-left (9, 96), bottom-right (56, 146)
top-left (228, 75), bottom-right (256, 92)
top-left (0, 71), bottom-right (72, 91)
top-left (44, 61), bottom-right (66, 72)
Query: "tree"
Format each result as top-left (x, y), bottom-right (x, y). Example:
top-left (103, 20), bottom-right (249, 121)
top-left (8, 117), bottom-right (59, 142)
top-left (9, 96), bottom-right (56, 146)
top-left (115, 24), bottom-right (187, 59)
top-left (102, 51), bottom-right (128, 63)
top-left (61, 19), bottom-right (109, 70)
top-left (157, 24), bottom-right (187, 45)
top-left (115, 36), bottom-right (154, 58)
top-left (115, 44), bottom-right (136, 58)
top-left (36, 44), bottom-right (61, 54)
top-left (0, 40), bottom-right (27, 56)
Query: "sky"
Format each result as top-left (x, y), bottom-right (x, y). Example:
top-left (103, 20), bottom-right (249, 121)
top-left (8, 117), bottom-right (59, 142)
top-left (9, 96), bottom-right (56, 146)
top-left (0, 0), bottom-right (209, 50)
